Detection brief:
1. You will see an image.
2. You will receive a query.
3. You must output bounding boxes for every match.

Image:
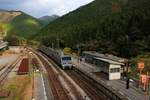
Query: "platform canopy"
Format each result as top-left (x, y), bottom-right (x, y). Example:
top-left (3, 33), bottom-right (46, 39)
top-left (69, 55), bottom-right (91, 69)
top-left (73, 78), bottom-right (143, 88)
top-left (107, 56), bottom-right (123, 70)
top-left (94, 57), bottom-right (124, 65)
top-left (83, 51), bottom-right (127, 63)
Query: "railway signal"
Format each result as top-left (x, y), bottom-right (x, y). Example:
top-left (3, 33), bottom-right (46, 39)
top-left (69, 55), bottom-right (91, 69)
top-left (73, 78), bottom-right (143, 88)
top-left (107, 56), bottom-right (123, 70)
top-left (138, 62), bottom-right (144, 69)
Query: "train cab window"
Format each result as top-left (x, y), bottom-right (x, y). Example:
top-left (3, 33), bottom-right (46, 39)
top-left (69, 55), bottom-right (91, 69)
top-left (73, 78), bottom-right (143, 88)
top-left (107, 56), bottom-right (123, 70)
top-left (62, 57), bottom-right (71, 60)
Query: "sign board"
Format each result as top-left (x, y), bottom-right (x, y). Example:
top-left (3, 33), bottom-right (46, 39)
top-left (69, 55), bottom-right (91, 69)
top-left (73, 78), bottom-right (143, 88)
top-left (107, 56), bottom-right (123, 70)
top-left (141, 75), bottom-right (147, 84)
top-left (138, 62), bottom-right (144, 69)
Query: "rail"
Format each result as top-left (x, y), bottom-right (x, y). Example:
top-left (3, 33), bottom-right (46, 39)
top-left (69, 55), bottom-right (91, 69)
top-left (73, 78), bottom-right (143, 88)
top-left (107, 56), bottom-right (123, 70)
top-left (29, 47), bottom-right (130, 100)
top-left (32, 49), bottom-right (70, 100)
top-left (0, 58), bottom-right (20, 85)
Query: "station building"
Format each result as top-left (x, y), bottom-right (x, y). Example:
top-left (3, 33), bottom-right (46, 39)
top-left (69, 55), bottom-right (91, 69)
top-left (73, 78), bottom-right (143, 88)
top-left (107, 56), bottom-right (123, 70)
top-left (82, 51), bottom-right (127, 80)
top-left (0, 41), bottom-right (8, 51)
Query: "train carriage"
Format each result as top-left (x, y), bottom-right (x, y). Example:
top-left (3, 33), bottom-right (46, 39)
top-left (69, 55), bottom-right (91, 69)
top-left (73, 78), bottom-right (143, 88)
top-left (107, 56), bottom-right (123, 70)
top-left (39, 45), bottom-right (73, 69)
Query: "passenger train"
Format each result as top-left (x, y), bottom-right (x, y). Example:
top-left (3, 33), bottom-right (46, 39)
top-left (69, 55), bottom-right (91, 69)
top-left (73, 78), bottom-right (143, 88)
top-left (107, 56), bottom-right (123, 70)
top-left (39, 45), bottom-right (73, 69)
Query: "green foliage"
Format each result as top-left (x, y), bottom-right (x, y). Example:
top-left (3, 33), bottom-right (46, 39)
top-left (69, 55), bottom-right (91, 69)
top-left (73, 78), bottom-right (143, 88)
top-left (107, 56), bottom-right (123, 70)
top-left (39, 15), bottom-right (59, 26)
top-left (5, 13), bottom-right (42, 39)
top-left (4, 35), bottom-right (27, 46)
top-left (130, 53), bottom-right (150, 76)
top-left (4, 35), bottom-right (19, 46)
top-left (35, 0), bottom-right (150, 58)
top-left (63, 47), bottom-right (72, 54)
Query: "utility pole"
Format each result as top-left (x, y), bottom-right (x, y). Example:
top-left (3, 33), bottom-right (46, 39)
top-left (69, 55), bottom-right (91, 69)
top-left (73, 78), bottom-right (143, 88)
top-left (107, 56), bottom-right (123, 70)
top-left (52, 42), bottom-right (54, 49)
top-left (77, 44), bottom-right (80, 56)
top-left (57, 38), bottom-right (60, 49)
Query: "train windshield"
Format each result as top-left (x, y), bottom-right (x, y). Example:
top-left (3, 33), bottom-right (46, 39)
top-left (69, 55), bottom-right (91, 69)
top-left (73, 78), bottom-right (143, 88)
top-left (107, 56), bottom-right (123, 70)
top-left (62, 57), bottom-right (71, 61)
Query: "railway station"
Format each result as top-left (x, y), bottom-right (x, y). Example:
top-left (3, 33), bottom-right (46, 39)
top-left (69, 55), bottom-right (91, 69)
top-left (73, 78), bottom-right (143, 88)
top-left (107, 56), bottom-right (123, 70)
top-left (82, 51), bottom-right (127, 80)
top-left (0, 0), bottom-right (148, 99)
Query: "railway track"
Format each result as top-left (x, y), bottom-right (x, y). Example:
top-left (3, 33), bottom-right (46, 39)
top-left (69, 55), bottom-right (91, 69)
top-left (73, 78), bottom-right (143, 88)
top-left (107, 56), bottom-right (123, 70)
top-left (30, 48), bottom-right (90, 100)
top-left (0, 58), bottom-right (20, 85)
top-left (40, 51), bottom-right (129, 100)
top-left (65, 69), bottom-right (107, 100)
top-left (29, 48), bottom-right (128, 100)
top-left (35, 51), bottom-right (70, 100)
top-left (0, 64), bottom-right (8, 71)
top-left (41, 54), bottom-right (90, 100)
top-left (39, 50), bottom-right (107, 100)
top-left (32, 58), bottom-right (40, 70)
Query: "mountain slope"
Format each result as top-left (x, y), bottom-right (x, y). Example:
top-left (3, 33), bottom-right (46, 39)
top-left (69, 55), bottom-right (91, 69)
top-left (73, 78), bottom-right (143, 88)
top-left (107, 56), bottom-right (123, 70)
top-left (39, 15), bottom-right (59, 25)
top-left (6, 12), bottom-right (42, 38)
top-left (36, 0), bottom-right (150, 58)
top-left (0, 10), bottom-right (22, 23)
top-left (0, 10), bottom-right (42, 39)
top-left (0, 10), bottom-right (22, 39)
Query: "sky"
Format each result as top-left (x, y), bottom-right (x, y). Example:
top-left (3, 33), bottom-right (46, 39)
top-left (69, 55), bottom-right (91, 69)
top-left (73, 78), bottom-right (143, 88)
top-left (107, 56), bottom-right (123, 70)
top-left (0, 0), bottom-right (94, 18)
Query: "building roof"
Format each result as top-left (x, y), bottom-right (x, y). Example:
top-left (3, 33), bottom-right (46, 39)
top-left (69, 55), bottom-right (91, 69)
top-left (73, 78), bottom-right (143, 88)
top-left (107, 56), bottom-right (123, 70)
top-left (83, 51), bottom-right (127, 63)
top-left (0, 42), bottom-right (8, 49)
top-left (94, 57), bottom-right (124, 65)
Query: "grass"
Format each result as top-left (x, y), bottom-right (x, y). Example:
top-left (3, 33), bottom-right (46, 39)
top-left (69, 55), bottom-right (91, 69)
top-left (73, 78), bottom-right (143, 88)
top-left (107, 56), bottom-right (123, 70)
top-left (4, 13), bottom-right (42, 39)
top-left (129, 53), bottom-right (150, 78)
top-left (25, 19), bottom-right (39, 26)
top-left (1, 75), bottom-right (32, 100)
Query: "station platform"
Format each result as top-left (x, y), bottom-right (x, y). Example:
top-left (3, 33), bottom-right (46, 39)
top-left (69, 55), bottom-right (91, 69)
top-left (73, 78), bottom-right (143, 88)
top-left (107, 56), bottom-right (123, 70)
top-left (72, 57), bottom-right (146, 100)
top-left (34, 73), bottom-right (47, 100)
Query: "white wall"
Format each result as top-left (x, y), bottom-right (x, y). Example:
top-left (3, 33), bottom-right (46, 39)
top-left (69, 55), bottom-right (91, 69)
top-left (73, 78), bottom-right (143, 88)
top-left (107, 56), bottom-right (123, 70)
top-left (109, 64), bottom-right (121, 80)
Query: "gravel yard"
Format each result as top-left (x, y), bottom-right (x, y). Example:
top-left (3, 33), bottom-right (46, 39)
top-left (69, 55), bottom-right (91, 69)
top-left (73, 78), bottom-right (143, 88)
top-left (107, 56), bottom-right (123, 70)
top-left (0, 55), bottom-right (19, 69)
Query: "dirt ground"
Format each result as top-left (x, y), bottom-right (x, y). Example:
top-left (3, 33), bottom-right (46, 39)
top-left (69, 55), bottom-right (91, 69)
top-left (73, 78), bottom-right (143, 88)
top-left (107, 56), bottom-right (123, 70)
top-left (0, 48), bottom-right (33, 100)
top-left (0, 75), bottom-right (33, 100)
top-left (1, 50), bottom-right (15, 56)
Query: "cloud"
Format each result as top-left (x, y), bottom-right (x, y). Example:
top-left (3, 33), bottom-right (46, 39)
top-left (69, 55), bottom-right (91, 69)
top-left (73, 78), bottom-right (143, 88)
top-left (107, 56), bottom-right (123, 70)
top-left (0, 0), bottom-right (94, 18)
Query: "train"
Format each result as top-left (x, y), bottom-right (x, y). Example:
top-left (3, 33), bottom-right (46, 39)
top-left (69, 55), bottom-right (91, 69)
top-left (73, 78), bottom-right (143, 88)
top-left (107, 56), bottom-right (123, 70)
top-left (39, 45), bottom-right (73, 69)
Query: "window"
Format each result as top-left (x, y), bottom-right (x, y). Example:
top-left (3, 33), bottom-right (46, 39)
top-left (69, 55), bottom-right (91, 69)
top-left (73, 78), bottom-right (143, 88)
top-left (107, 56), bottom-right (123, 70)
top-left (62, 57), bottom-right (71, 60)
top-left (116, 68), bottom-right (120, 72)
top-left (110, 68), bottom-right (120, 73)
top-left (110, 69), bottom-right (114, 73)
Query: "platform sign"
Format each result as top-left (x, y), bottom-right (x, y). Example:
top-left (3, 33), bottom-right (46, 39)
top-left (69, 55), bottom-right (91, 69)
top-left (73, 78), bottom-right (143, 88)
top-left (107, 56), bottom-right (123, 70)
top-left (141, 75), bottom-right (147, 84)
top-left (138, 62), bottom-right (144, 69)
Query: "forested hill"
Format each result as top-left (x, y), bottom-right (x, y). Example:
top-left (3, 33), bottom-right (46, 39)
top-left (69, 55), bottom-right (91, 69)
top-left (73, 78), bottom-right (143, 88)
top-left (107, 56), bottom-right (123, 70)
top-left (0, 10), bottom-right (42, 44)
top-left (0, 10), bottom-right (43, 45)
top-left (5, 12), bottom-right (42, 38)
top-left (39, 15), bottom-right (59, 26)
top-left (36, 0), bottom-right (150, 58)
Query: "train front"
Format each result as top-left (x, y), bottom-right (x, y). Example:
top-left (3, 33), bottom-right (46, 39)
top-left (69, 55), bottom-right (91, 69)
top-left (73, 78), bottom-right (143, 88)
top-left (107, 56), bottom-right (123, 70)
top-left (61, 55), bottom-right (73, 69)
